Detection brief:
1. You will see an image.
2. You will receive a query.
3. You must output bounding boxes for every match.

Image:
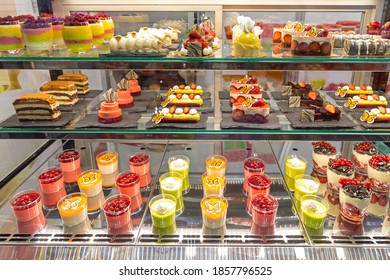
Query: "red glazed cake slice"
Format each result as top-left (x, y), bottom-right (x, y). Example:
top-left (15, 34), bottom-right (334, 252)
top-left (98, 89), bottom-right (122, 123)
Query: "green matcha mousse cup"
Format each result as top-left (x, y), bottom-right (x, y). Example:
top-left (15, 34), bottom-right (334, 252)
top-left (159, 171), bottom-right (184, 216)
top-left (149, 194), bottom-right (177, 228)
top-left (293, 174), bottom-right (320, 213)
top-left (300, 194), bottom-right (329, 229)
top-left (284, 154), bottom-right (307, 191)
top-left (168, 155), bottom-right (190, 195)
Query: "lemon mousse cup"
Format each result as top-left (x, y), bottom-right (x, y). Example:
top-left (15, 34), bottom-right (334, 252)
top-left (62, 14), bottom-right (93, 54)
top-left (0, 16), bottom-right (23, 55)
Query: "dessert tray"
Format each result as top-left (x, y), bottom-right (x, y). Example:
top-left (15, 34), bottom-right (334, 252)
top-left (286, 113), bottom-right (357, 129)
top-left (74, 113), bottom-right (141, 128)
top-left (0, 112), bottom-right (75, 128)
top-left (220, 113), bottom-right (281, 130)
top-left (145, 113), bottom-right (208, 129)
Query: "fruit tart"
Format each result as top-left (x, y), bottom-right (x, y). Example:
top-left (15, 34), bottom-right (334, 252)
top-left (232, 97), bottom-right (270, 124)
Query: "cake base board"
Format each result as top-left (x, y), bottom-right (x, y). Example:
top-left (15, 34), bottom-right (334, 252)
top-left (286, 113), bottom-right (357, 129)
top-left (0, 112), bottom-right (75, 128)
top-left (74, 113), bottom-right (141, 128)
top-left (220, 113), bottom-right (281, 130)
top-left (146, 113), bottom-right (208, 129)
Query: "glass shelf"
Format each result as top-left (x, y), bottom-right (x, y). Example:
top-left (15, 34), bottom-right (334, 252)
top-left (1, 41), bottom-right (390, 71)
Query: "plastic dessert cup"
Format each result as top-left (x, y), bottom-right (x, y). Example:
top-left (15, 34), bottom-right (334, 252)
top-left (293, 175), bottom-right (320, 212)
top-left (149, 194), bottom-right (177, 228)
top-left (300, 195), bottom-right (329, 229)
top-left (63, 167), bottom-right (82, 184)
top-left (128, 153), bottom-right (150, 176)
top-left (200, 195), bottom-right (228, 229)
top-left (57, 192), bottom-right (88, 227)
top-left (38, 168), bottom-right (64, 193)
top-left (116, 171), bottom-right (143, 214)
top-left (202, 172), bottom-right (225, 197)
top-left (205, 155), bottom-right (227, 177)
top-left (102, 169), bottom-right (119, 188)
top-left (42, 187), bottom-right (67, 209)
top-left (168, 155), bottom-right (190, 194)
top-left (21, 20), bottom-right (53, 54)
top-left (58, 148), bottom-right (81, 172)
top-left (159, 172), bottom-right (184, 215)
top-left (251, 193), bottom-right (278, 227)
top-left (77, 169), bottom-right (103, 197)
top-left (10, 190), bottom-right (44, 222)
top-left (52, 22), bottom-right (64, 49)
top-left (62, 23), bottom-right (93, 54)
top-left (17, 211), bottom-right (46, 234)
top-left (139, 172), bottom-right (152, 188)
top-left (95, 150), bottom-right (119, 174)
top-left (339, 183), bottom-right (371, 223)
top-left (103, 194), bottom-right (132, 229)
top-left (100, 18), bottom-right (115, 42)
top-left (246, 174), bottom-right (272, 215)
top-left (87, 190), bottom-right (106, 213)
top-left (0, 19), bottom-right (23, 54)
top-left (243, 157), bottom-right (265, 195)
top-left (285, 154), bottom-right (307, 191)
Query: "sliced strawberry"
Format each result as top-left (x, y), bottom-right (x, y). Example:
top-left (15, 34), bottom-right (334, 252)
top-left (179, 84), bottom-right (185, 89)
top-left (189, 94), bottom-right (195, 100)
top-left (360, 84), bottom-right (367, 91)
top-left (176, 93), bottom-right (183, 100)
top-left (359, 94), bottom-right (368, 100)
top-left (379, 106), bottom-right (387, 114)
top-left (372, 94), bottom-right (380, 100)
top-left (348, 84), bottom-right (355, 90)
top-left (183, 107), bottom-right (190, 114)
top-left (190, 83), bottom-right (197, 90)
top-left (325, 104), bottom-right (336, 114)
top-left (298, 81), bottom-right (306, 88)
top-left (252, 99), bottom-right (265, 107)
top-left (169, 106), bottom-right (176, 114)
top-left (188, 30), bottom-right (201, 39)
top-left (308, 91), bottom-right (317, 100)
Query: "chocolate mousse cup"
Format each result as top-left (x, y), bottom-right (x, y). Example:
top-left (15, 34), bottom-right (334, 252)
top-left (352, 142), bottom-right (377, 181)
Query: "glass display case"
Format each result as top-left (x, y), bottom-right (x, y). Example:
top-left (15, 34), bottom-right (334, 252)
top-left (0, 0), bottom-right (389, 260)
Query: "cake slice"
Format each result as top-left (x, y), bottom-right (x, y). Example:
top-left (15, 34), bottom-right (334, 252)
top-left (335, 84), bottom-right (373, 97)
top-left (360, 106), bottom-right (390, 123)
top-left (57, 74), bottom-right (89, 94)
top-left (232, 97), bottom-right (270, 123)
top-left (282, 81), bottom-right (312, 96)
top-left (344, 94), bottom-right (387, 109)
top-left (13, 93), bottom-right (61, 121)
top-left (288, 91), bottom-right (324, 108)
top-left (39, 81), bottom-right (79, 106)
top-left (300, 103), bottom-right (341, 122)
top-left (230, 75), bottom-right (262, 105)
top-left (152, 106), bottom-right (200, 123)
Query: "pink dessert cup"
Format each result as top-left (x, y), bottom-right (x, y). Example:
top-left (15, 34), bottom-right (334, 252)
top-left (139, 172), bottom-right (152, 188)
top-left (116, 171), bottom-right (141, 197)
top-left (38, 168), bottom-right (64, 193)
top-left (243, 157), bottom-right (266, 195)
top-left (103, 194), bottom-right (132, 229)
top-left (10, 190), bottom-right (43, 222)
top-left (58, 148), bottom-right (81, 172)
top-left (128, 152), bottom-right (150, 176)
top-left (63, 167), bottom-right (82, 184)
top-left (42, 187), bottom-right (67, 209)
top-left (251, 193), bottom-right (278, 227)
top-left (17, 211), bottom-right (46, 234)
top-left (246, 174), bottom-right (271, 215)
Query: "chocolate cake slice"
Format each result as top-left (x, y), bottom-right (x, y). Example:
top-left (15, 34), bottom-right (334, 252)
top-left (300, 103), bottom-right (341, 122)
top-left (13, 93), bottom-right (61, 121)
top-left (39, 81), bottom-right (79, 105)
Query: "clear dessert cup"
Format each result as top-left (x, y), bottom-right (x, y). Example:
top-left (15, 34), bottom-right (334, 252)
top-left (42, 188), bottom-right (66, 210)
top-left (89, 20), bottom-right (105, 48)
top-left (246, 174), bottom-right (272, 215)
top-left (103, 194), bottom-right (132, 229)
top-left (21, 21), bottom-right (53, 55)
top-left (139, 172), bottom-right (152, 188)
top-left (128, 152), bottom-right (150, 176)
top-left (367, 156), bottom-right (390, 216)
top-left (87, 190), bottom-right (106, 213)
top-left (0, 19), bottom-right (23, 55)
top-left (95, 150), bottom-right (119, 174)
top-left (100, 18), bottom-right (115, 42)
top-left (116, 171), bottom-right (143, 214)
top-left (57, 192), bottom-right (88, 227)
top-left (200, 195), bottom-right (228, 229)
top-left (168, 155), bottom-right (190, 194)
top-left (243, 157), bottom-right (265, 195)
top-left (300, 194), bottom-right (329, 229)
top-left (51, 22), bottom-right (65, 49)
top-left (17, 211), bottom-right (46, 234)
top-left (293, 174), bottom-right (320, 213)
top-left (251, 193), bottom-right (278, 227)
top-left (284, 154), bottom-right (307, 191)
top-left (63, 167), bottom-right (81, 184)
top-left (37, 167), bottom-right (64, 193)
top-left (62, 22), bottom-right (93, 54)
top-left (339, 183), bottom-right (371, 224)
top-left (58, 148), bottom-right (81, 172)
top-left (205, 155), bottom-right (227, 177)
top-left (10, 189), bottom-right (44, 222)
top-left (149, 194), bottom-right (177, 228)
top-left (77, 169), bottom-right (103, 197)
top-left (159, 172), bottom-right (184, 215)
top-left (102, 169), bottom-right (119, 188)
top-left (201, 172), bottom-right (225, 197)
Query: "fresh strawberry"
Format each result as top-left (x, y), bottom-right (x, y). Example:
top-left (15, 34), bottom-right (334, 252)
top-left (360, 84), bottom-right (367, 90)
top-left (252, 99), bottom-right (265, 107)
top-left (188, 29), bottom-right (201, 39)
top-left (348, 84), bottom-right (355, 90)
top-left (298, 81), bottom-right (306, 88)
top-left (176, 93), bottom-right (182, 99)
top-left (179, 84), bottom-right (185, 89)
top-left (308, 91), bottom-right (317, 100)
top-left (372, 94), bottom-right (380, 101)
top-left (325, 104), bottom-right (336, 114)
top-left (359, 94), bottom-right (368, 100)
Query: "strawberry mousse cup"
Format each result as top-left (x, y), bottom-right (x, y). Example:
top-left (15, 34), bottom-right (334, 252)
top-left (201, 195), bottom-right (229, 229)
top-left (243, 157), bottom-right (265, 196)
top-left (367, 155), bottom-right (390, 216)
top-left (21, 19), bottom-right (53, 55)
top-left (38, 168), bottom-right (64, 194)
top-left (57, 192), bottom-right (88, 227)
top-left (58, 148), bottom-right (81, 172)
top-left (202, 172), bottom-right (225, 197)
top-left (246, 174), bottom-right (271, 215)
top-left (128, 152), bottom-right (150, 176)
top-left (116, 171), bottom-right (143, 214)
top-left (159, 172), bottom-right (184, 215)
top-left (41, 189), bottom-right (67, 209)
top-left (251, 193), bottom-right (278, 227)
top-left (95, 150), bottom-right (119, 174)
top-left (168, 155), bottom-right (190, 194)
top-left (103, 194), bottom-right (132, 229)
top-left (149, 194), bottom-right (177, 228)
top-left (62, 14), bottom-right (93, 54)
top-left (0, 16), bottom-right (23, 55)
top-left (205, 155), bottom-right (227, 177)
top-left (10, 190), bottom-right (45, 223)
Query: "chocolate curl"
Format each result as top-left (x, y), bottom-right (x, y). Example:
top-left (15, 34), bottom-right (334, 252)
top-left (103, 88), bottom-right (118, 101)
top-left (125, 70), bottom-right (138, 81)
top-left (117, 78), bottom-right (130, 90)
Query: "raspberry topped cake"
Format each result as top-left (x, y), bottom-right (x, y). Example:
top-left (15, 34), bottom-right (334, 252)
top-left (312, 141), bottom-right (337, 174)
top-left (326, 158), bottom-right (355, 216)
top-left (367, 155), bottom-right (390, 216)
top-left (230, 75), bottom-right (262, 105)
top-left (232, 97), bottom-right (270, 124)
top-left (179, 29), bottom-right (212, 57)
top-left (352, 142), bottom-right (377, 178)
top-left (98, 89), bottom-right (122, 123)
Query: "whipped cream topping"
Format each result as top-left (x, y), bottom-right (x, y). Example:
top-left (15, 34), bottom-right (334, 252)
top-left (161, 177), bottom-right (182, 190)
top-left (170, 158), bottom-right (188, 168)
top-left (238, 16), bottom-right (255, 33)
top-left (151, 199), bottom-right (175, 214)
top-left (288, 157), bottom-right (306, 168)
top-left (189, 108), bottom-right (197, 115)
